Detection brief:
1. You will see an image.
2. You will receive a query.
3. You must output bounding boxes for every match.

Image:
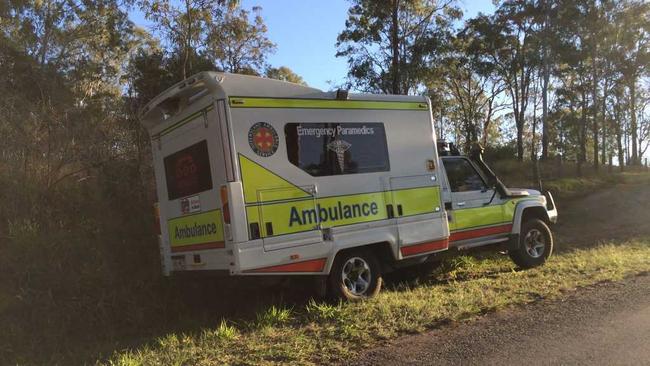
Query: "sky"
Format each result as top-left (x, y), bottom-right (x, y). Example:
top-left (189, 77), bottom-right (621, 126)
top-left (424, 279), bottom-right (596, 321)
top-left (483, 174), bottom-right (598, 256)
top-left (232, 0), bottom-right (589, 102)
top-left (130, 0), bottom-right (496, 91)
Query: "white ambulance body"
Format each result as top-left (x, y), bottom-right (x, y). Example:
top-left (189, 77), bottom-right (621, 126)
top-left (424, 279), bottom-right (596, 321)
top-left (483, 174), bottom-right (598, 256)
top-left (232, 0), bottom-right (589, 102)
top-left (140, 72), bottom-right (557, 299)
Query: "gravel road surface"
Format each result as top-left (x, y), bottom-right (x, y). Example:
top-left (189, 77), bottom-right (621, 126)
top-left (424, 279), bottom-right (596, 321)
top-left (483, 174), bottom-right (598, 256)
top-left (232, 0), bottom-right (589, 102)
top-left (358, 273), bottom-right (650, 366)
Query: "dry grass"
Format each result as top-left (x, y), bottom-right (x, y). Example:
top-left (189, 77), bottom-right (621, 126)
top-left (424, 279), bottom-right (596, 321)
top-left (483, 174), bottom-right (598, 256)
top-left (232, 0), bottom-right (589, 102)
top-left (105, 241), bottom-right (650, 366)
top-left (2, 163), bottom-right (649, 365)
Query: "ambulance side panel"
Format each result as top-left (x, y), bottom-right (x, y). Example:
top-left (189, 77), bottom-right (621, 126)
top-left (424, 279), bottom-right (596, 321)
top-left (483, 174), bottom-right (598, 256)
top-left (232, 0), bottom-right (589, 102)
top-left (226, 101), bottom-right (449, 275)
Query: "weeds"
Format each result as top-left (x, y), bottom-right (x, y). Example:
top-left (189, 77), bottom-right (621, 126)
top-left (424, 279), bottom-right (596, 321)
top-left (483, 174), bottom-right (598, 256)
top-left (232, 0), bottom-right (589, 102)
top-left (255, 305), bottom-right (293, 328)
top-left (104, 240), bottom-right (650, 366)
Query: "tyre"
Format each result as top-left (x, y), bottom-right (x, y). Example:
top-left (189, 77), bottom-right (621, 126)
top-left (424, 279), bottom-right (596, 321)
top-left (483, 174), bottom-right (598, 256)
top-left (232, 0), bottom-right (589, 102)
top-left (509, 218), bottom-right (554, 269)
top-left (328, 250), bottom-right (382, 301)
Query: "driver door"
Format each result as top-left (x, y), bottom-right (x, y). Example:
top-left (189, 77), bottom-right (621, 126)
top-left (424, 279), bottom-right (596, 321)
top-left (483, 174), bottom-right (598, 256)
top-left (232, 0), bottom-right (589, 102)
top-left (441, 157), bottom-right (498, 234)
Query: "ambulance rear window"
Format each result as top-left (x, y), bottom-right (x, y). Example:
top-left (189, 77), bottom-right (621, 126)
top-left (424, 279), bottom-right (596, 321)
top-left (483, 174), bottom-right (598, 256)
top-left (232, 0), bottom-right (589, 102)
top-left (163, 140), bottom-right (213, 200)
top-left (285, 123), bottom-right (390, 176)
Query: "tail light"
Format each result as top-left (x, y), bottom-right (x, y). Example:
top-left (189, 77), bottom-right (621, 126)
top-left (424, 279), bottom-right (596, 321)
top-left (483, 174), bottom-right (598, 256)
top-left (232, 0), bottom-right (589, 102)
top-left (153, 202), bottom-right (161, 235)
top-left (220, 185), bottom-right (231, 224)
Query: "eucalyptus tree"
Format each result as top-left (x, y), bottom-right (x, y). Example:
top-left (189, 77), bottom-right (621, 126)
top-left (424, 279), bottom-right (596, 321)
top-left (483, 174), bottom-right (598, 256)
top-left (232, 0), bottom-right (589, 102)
top-left (140, 0), bottom-right (237, 79)
top-left (265, 66), bottom-right (307, 85)
top-left (207, 6), bottom-right (276, 75)
top-left (465, 1), bottom-right (541, 161)
top-left (1, 0), bottom-right (141, 188)
top-left (336, 0), bottom-right (461, 95)
top-left (440, 32), bottom-right (508, 151)
top-left (614, 0), bottom-right (649, 165)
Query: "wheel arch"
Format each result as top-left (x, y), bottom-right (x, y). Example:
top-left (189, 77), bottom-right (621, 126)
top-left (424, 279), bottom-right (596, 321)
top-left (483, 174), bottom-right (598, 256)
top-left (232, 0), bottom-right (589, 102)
top-left (325, 241), bottom-right (395, 274)
top-left (512, 201), bottom-right (550, 234)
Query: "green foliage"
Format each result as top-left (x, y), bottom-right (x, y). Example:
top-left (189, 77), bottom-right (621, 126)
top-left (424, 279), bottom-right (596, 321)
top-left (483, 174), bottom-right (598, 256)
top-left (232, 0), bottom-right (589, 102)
top-left (256, 305), bottom-right (293, 328)
top-left (265, 66), bottom-right (307, 85)
top-left (305, 299), bottom-right (344, 321)
top-left (103, 241), bottom-right (650, 366)
top-left (1, 1), bottom-right (649, 364)
top-left (207, 6), bottom-right (276, 75)
top-left (336, 0), bottom-right (461, 94)
top-left (207, 320), bottom-right (239, 341)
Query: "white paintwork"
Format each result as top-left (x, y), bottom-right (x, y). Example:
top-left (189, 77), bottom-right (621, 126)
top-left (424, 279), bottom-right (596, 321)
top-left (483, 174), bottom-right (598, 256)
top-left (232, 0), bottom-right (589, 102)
top-left (140, 72), bottom-right (556, 277)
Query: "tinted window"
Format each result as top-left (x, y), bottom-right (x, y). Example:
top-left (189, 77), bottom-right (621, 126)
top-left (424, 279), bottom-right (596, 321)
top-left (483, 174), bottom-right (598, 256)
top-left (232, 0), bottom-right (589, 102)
top-left (442, 158), bottom-right (487, 192)
top-left (285, 123), bottom-right (390, 176)
top-left (164, 140), bottom-right (213, 200)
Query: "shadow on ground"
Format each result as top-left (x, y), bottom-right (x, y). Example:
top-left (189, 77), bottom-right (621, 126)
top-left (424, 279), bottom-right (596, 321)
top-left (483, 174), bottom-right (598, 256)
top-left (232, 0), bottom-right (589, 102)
top-left (18, 176), bottom-right (650, 365)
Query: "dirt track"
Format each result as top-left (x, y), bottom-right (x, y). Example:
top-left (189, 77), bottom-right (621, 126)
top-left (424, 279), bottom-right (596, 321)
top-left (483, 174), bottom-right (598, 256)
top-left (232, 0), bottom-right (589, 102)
top-left (355, 178), bottom-right (650, 365)
top-left (553, 177), bottom-right (650, 248)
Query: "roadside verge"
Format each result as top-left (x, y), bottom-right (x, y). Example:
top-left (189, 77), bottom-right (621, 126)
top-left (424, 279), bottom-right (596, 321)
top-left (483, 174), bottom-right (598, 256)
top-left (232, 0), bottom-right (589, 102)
top-left (107, 239), bottom-right (650, 365)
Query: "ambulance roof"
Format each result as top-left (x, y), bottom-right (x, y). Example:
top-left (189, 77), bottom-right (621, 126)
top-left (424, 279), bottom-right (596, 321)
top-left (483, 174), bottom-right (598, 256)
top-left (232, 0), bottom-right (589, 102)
top-left (139, 71), bottom-right (429, 129)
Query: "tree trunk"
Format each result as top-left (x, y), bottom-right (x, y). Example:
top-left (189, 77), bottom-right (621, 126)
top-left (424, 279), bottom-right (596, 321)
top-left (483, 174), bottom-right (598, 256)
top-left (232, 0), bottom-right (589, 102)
top-left (390, 0), bottom-right (400, 95)
top-left (615, 94), bottom-right (625, 172)
top-left (578, 89), bottom-right (588, 176)
top-left (516, 118), bottom-right (524, 161)
top-left (629, 80), bottom-right (638, 165)
top-left (592, 67), bottom-right (599, 170)
top-left (541, 66), bottom-right (549, 160)
top-left (601, 81), bottom-right (609, 168)
top-left (541, 25), bottom-right (550, 160)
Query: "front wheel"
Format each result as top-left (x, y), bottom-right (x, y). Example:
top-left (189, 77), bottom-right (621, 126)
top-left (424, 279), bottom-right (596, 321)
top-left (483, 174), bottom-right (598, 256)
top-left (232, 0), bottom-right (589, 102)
top-left (509, 218), bottom-right (554, 269)
top-left (328, 250), bottom-right (382, 301)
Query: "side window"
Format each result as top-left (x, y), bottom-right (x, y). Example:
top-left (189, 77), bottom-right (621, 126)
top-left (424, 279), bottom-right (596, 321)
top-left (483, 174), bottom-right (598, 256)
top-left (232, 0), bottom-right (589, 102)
top-left (163, 140), bottom-right (213, 200)
top-left (285, 123), bottom-right (390, 176)
top-left (442, 158), bottom-right (487, 193)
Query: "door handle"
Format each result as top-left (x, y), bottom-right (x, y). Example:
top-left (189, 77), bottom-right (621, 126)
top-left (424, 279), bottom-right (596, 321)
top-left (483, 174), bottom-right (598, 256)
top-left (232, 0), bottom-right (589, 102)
top-left (457, 202), bottom-right (466, 207)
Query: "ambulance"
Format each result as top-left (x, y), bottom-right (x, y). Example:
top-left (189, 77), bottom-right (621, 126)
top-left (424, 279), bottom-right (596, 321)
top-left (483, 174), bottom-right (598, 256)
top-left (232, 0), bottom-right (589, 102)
top-left (139, 72), bottom-right (558, 300)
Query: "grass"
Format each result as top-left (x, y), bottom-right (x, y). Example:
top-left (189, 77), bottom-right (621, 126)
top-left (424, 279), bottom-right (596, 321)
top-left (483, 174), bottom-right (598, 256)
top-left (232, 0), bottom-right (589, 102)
top-left (3, 167), bottom-right (648, 365)
top-left (104, 239), bottom-right (650, 366)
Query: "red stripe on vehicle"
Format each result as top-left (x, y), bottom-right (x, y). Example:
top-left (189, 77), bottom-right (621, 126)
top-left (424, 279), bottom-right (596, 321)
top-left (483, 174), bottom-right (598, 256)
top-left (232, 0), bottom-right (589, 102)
top-left (400, 239), bottom-right (449, 257)
top-left (244, 258), bottom-right (327, 273)
top-left (170, 241), bottom-right (225, 253)
top-left (450, 224), bottom-right (513, 242)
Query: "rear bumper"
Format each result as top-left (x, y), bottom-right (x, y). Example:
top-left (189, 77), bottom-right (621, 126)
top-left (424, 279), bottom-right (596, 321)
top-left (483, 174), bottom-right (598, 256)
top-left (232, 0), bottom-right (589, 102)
top-left (171, 269), bottom-right (231, 277)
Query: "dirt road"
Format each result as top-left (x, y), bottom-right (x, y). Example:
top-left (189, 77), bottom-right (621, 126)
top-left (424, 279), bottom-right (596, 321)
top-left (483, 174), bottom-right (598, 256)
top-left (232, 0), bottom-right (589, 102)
top-left (357, 178), bottom-right (650, 366)
top-left (553, 176), bottom-right (650, 248)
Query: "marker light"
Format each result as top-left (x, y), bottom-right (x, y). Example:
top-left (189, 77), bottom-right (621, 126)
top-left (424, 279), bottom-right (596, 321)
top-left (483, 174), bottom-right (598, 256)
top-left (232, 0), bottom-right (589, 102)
top-left (220, 185), bottom-right (231, 224)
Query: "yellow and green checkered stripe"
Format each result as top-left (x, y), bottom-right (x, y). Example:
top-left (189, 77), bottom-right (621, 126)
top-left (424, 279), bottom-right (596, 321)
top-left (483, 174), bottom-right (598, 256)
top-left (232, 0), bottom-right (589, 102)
top-left (229, 97), bottom-right (429, 111)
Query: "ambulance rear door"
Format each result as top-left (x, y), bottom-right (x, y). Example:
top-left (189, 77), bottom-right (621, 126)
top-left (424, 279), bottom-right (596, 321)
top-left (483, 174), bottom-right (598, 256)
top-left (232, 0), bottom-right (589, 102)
top-left (153, 100), bottom-right (231, 269)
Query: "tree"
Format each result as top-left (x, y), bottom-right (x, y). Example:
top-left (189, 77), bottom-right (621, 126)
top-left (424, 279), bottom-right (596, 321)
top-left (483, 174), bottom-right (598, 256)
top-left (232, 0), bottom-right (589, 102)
top-left (336, 0), bottom-right (461, 94)
top-left (466, 2), bottom-right (541, 161)
top-left (615, 0), bottom-right (649, 165)
top-left (265, 66), bottom-right (307, 85)
top-left (0, 0), bottom-right (142, 187)
top-left (440, 33), bottom-right (507, 151)
top-left (139, 0), bottom-right (236, 79)
top-left (207, 6), bottom-right (276, 75)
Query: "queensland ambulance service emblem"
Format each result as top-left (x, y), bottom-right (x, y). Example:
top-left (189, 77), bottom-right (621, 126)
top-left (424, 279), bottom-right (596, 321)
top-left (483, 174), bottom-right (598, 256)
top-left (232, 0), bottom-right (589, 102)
top-left (248, 122), bottom-right (279, 157)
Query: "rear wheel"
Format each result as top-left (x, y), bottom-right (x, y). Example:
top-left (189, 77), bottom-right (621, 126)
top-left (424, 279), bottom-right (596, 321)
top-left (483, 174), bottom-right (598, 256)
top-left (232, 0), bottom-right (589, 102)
top-left (509, 218), bottom-right (553, 269)
top-left (328, 250), bottom-right (382, 301)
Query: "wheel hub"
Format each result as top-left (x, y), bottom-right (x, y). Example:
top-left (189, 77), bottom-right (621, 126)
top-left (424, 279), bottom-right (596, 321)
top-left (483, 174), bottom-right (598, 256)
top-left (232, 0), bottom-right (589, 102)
top-left (341, 257), bottom-right (372, 296)
top-left (524, 228), bottom-right (546, 258)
